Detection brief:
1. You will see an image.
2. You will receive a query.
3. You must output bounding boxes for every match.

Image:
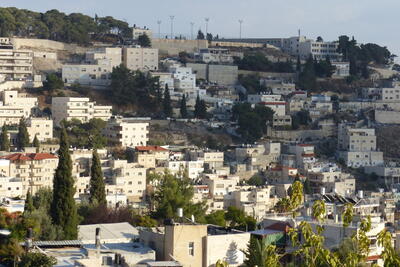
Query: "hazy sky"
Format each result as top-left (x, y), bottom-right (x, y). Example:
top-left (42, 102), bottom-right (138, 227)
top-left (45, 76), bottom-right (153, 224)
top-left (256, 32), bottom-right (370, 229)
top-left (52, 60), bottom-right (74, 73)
top-left (2, 0), bottom-right (400, 56)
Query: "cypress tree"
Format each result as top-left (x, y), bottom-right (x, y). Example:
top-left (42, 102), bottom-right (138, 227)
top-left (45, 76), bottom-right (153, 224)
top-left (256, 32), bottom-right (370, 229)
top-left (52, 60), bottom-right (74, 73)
top-left (17, 119), bottom-right (29, 150)
top-left (0, 125), bottom-right (10, 152)
top-left (194, 95), bottom-right (207, 119)
top-left (24, 190), bottom-right (34, 213)
top-left (51, 127), bottom-right (78, 240)
top-left (180, 94), bottom-right (188, 118)
top-left (33, 134), bottom-right (40, 148)
top-left (163, 84), bottom-right (173, 117)
top-left (89, 150), bottom-right (106, 205)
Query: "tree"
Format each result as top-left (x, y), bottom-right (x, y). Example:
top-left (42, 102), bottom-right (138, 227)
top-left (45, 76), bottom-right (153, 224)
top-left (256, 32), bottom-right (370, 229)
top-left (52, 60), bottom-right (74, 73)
top-left (297, 55), bottom-right (317, 90)
top-left (205, 210), bottom-right (226, 227)
top-left (0, 125), bottom-right (10, 151)
top-left (51, 127), bottom-right (78, 240)
top-left (163, 84), bottom-right (173, 117)
top-left (180, 94), bottom-right (188, 118)
top-left (197, 30), bottom-right (205, 40)
top-left (16, 119), bottom-right (29, 150)
top-left (377, 229), bottom-right (400, 266)
top-left (206, 33), bottom-right (213, 42)
top-left (32, 134), bottom-right (40, 149)
top-left (232, 103), bottom-right (274, 143)
top-left (24, 190), bottom-right (34, 213)
top-left (137, 33), bottom-right (151, 47)
top-left (303, 178), bottom-right (312, 194)
top-left (24, 190), bottom-right (35, 215)
top-left (89, 150), bottom-right (106, 205)
top-left (247, 174), bottom-right (264, 187)
top-left (225, 206), bottom-right (256, 231)
top-left (194, 95), bottom-right (207, 119)
top-left (43, 73), bottom-right (64, 91)
top-left (152, 171), bottom-right (207, 222)
top-left (18, 252), bottom-right (57, 267)
top-left (243, 237), bottom-right (281, 267)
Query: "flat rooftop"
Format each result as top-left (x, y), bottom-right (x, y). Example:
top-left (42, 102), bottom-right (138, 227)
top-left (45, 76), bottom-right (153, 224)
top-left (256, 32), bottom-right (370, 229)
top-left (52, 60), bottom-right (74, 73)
top-left (78, 222), bottom-right (139, 243)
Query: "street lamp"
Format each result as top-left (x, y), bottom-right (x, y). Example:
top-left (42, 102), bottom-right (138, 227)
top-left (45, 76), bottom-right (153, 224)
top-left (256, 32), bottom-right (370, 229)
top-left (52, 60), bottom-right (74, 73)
top-left (190, 22), bottom-right (195, 40)
top-left (169, 15), bottom-right (175, 39)
top-left (157, 20), bottom-right (162, 39)
top-left (239, 19), bottom-right (243, 40)
top-left (205, 17), bottom-right (210, 35)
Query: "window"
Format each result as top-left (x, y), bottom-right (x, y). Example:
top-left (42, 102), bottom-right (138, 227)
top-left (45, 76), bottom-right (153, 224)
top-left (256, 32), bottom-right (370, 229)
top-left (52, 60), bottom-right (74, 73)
top-left (188, 242), bottom-right (194, 256)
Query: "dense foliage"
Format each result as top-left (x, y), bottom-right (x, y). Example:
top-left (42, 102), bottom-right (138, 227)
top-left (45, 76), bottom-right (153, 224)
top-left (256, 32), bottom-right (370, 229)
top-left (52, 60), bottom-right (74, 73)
top-left (234, 52), bottom-right (294, 73)
top-left (0, 7), bottom-right (132, 44)
top-left (152, 171), bottom-right (207, 222)
top-left (232, 103), bottom-right (274, 143)
top-left (0, 125), bottom-right (10, 151)
top-left (110, 65), bottom-right (161, 114)
top-left (338, 35), bottom-right (395, 79)
top-left (43, 73), bottom-right (64, 91)
top-left (62, 118), bottom-right (107, 149)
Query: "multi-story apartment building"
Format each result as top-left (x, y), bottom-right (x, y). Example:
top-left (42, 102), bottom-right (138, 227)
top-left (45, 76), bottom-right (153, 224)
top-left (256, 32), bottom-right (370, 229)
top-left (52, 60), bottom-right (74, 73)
top-left (224, 36), bottom-right (341, 60)
top-left (26, 117), bottom-right (53, 142)
top-left (104, 159), bottom-right (147, 203)
top-left (122, 47), bottom-right (158, 71)
top-left (132, 26), bottom-right (152, 40)
top-left (0, 153), bottom-right (58, 194)
top-left (0, 90), bottom-right (38, 126)
top-left (337, 123), bottom-right (384, 168)
top-left (135, 145), bottom-right (169, 168)
top-left (247, 94), bottom-right (282, 104)
top-left (63, 46), bottom-right (158, 87)
top-left (51, 97), bottom-right (112, 126)
top-left (62, 47), bottom-right (122, 87)
top-left (103, 117), bottom-right (149, 147)
top-left (0, 38), bottom-right (33, 81)
top-left (195, 48), bottom-right (234, 64)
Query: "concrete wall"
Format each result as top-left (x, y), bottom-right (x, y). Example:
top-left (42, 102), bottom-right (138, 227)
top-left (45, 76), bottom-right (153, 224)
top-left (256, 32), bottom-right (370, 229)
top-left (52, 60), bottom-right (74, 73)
top-left (267, 127), bottom-right (335, 142)
top-left (152, 39), bottom-right (208, 55)
top-left (186, 63), bottom-right (238, 85)
top-left (210, 41), bottom-right (266, 48)
top-left (205, 232), bottom-right (250, 267)
top-left (375, 110), bottom-right (400, 124)
top-left (209, 64), bottom-right (238, 85)
top-left (238, 70), bottom-right (297, 80)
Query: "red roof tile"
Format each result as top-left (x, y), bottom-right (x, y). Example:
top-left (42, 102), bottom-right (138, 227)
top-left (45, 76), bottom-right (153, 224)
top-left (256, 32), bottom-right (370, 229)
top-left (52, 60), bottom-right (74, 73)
top-left (135, 146), bottom-right (168, 152)
top-left (1, 153), bottom-right (57, 161)
top-left (266, 222), bottom-right (292, 233)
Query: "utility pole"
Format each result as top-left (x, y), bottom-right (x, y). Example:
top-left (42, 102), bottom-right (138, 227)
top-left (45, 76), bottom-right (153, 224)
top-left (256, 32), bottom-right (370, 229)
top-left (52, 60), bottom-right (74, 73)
top-left (205, 17), bottom-right (210, 35)
top-left (190, 22), bottom-right (195, 40)
top-left (169, 15), bottom-right (175, 39)
top-left (157, 20), bottom-right (162, 39)
top-left (239, 19), bottom-right (243, 40)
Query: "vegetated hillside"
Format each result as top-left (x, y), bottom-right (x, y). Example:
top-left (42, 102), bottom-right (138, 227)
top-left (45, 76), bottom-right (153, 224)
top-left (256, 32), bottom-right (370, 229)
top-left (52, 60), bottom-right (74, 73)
top-left (376, 125), bottom-right (400, 159)
top-left (0, 7), bottom-right (132, 45)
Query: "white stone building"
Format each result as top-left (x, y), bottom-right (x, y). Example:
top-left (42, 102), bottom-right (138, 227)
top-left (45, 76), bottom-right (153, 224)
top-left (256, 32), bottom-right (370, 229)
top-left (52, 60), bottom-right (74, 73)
top-left (51, 97), bottom-right (112, 126)
top-left (103, 117), bottom-right (149, 147)
top-left (337, 123), bottom-right (384, 168)
top-left (0, 38), bottom-right (33, 81)
top-left (122, 47), bottom-right (158, 71)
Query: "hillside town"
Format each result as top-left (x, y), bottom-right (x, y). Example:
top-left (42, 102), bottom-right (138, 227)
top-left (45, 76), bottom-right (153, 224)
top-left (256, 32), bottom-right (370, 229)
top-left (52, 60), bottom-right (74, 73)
top-left (0, 5), bottom-right (400, 267)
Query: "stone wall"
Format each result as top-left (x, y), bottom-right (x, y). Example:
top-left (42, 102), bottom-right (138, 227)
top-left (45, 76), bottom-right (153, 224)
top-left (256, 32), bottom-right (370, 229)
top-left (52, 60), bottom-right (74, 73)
top-left (152, 38), bottom-right (208, 55)
top-left (11, 38), bottom-right (88, 54)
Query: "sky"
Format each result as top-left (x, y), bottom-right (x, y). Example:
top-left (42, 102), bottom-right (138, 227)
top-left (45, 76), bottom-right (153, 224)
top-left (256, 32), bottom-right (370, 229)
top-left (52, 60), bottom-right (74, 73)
top-left (2, 0), bottom-right (400, 56)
